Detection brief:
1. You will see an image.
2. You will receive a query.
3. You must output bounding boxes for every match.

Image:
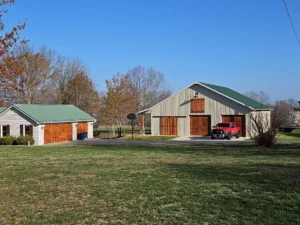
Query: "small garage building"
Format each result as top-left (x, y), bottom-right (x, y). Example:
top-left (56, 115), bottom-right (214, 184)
top-left (139, 82), bottom-right (272, 138)
top-left (0, 104), bottom-right (96, 145)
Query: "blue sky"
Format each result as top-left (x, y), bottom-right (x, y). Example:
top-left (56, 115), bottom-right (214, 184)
top-left (4, 0), bottom-right (300, 102)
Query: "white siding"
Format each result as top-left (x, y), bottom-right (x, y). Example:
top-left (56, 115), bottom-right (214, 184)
top-left (292, 111), bottom-right (300, 126)
top-left (38, 125), bottom-right (45, 145)
top-left (150, 84), bottom-right (255, 137)
top-left (72, 123), bottom-right (78, 140)
top-left (33, 125), bottom-right (40, 146)
top-left (0, 109), bottom-right (40, 145)
top-left (88, 122), bottom-right (94, 139)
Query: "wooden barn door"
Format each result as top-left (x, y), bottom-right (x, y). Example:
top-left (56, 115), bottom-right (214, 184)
top-left (190, 116), bottom-right (211, 136)
top-left (77, 123), bottom-right (88, 134)
top-left (222, 115), bottom-right (246, 137)
top-left (233, 116), bottom-right (246, 137)
top-left (160, 117), bottom-right (178, 135)
top-left (44, 123), bottom-right (73, 144)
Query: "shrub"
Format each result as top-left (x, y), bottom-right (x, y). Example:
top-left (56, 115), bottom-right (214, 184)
top-left (15, 135), bottom-right (35, 145)
top-left (250, 112), bottom-right (277, 147)
top-left (0, 136), bottom-right (17, 145)
top-left (93, 130), bottom-right (101, 137)
top-left (251, 130), bottom-right (277, 147)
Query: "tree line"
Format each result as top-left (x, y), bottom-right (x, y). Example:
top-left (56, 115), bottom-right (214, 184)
top-left (0, 1), bottom-right (172, 134)
top-left (245, 91), bottom-right (299, 128)
top-left (1, 1), bottom-right (298, 135)
top-left (0, 43), bottom-right (171, 130)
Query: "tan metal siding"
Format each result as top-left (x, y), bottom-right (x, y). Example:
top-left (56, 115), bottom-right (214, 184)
top-left (151, 117), bottom-right (161, 136)
top-left (150, 84), bottom-right (252, 136)
top-left (248, 111), bottom-right (271, 137)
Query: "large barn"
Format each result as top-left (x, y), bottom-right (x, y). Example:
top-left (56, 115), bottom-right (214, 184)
top-left (0, 104), bottom-right (95, 145)
top-left (138, 82), bottom-right (272, 138)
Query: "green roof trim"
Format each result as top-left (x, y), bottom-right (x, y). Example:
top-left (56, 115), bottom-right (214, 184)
top-left (12, 104), bottom-right (95, 123)
top-left (0, 107), bottom-right (6, 114)
top-left (200, 82), bottom-right (272, 110)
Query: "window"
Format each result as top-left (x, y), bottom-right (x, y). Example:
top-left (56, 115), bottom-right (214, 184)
top-left (191, 98), bottom-right (205, 113)
top-left (24, 125), bottom-right (33, 136)
top-left (25, 126), bottom-right (30, 135)
top-left (2, 125), bottom-right (7, 137)
top-left (216, 123), bottom-right (230, 128)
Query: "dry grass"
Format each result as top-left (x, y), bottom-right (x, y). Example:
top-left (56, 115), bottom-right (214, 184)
top-left (0, 145), bottom-right (300, 224)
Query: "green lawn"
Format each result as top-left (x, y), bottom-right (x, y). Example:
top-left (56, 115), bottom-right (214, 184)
top-left (95, 127), bottom-right (151, 138)
top-left (1, 145), bottom-right (300, 224)
top-left (277, 132), bottom-right (300, 141)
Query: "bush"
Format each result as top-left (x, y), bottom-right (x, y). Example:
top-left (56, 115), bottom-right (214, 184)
top-left (0, 136), bottom-right (17, 145)
top-left (252, 130), bottom-right (277, 147)
top-left (250, 112), bottom-right (277, 147)
top-left (93, 130), bottom-right (101, 137)
top-left (15, 135), bottom-right (35, 145)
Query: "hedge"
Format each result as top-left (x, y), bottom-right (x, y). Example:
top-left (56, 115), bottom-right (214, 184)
top-left (0, 136), bottom-right (17, 145)
top-left (0, 135), bottom-right (35, 145)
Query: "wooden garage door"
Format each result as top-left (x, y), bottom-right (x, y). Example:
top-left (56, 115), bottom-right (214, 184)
top-left (190, 116), bottom-right (211, 136)
top-left (222, 115), bottom-right (246, 137)
top-left (77, 123), bottom-right (88, 134)
top-left (161, 117), bottom-right (178, 135)
top-left (44, 123), bottom-right (73, 144)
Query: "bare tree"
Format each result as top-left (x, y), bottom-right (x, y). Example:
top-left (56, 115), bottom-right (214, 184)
top-left (273, 100), bottom-right (296, 127)
top-left (127, 66), bottom-right (172, 126)
top-left (287, 98), bottom-right (300, 108)
top-left (245, 90), bottom-right (270, 105)
top-left (250, 112), bottom-right (277, 147)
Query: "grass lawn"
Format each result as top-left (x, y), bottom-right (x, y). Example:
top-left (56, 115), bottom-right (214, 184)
top-left (95, 127), bottom-right (151, 138)
top-left (1, 145), bottom-right (300, 224)
top-left (277, 132), bottom-right (300, 141)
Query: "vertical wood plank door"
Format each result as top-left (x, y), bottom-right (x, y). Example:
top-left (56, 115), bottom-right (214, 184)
top-left (44, 123), bottom-right (73, 144)
top-left (77, 123), bottom-right (88, 134)
top-left (191, 98), bottom-right (205, 113)
top-left (190, 116), bottom-right (210, 136)
top-left (160, 117), bottom-right (178, 135)
top-left (222, 115), bottom-right (246, 137)
top-left (221, 115), bottom-right (232, 123)
top-left (233, 116), bottom-right (246, 137)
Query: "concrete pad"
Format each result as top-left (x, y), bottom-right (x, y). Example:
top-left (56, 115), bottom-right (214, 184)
top-left (173, 136), bottom-right (247, 141)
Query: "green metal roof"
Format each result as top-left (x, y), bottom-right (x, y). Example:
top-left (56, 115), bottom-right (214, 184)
top-left (200, 82), bottom-right (271, 110)
top-left (11, 104), bottom-right (95, 123)
top-left (0, 107), bottom-right (6, 114)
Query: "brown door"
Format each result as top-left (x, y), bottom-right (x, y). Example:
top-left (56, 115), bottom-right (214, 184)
top-left (77, 123), bottom-right (88, 134)
top-left (160, 117), bottom-right (178, 135)
top-left (190, 116), bottom-right (211, 136)
top-left (222, 115), bottom-right (246, 137)
top-left (44, 123), bottom-right (73, 144)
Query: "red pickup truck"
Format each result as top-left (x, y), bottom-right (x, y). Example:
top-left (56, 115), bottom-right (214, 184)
top-left (211, 122), bottom-right (241, 140)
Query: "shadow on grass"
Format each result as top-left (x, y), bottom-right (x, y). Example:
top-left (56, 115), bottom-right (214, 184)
top-left (81, 143), bottom-right (300, 159)
top-left (163, 162), bottom-right (300, 190)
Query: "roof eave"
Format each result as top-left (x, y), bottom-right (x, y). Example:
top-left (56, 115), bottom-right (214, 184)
top-left (138, 109), bottom-right (151, 114)
top-left (0, 105), bottom-right (40, 124)
top-left (197, 82), bottom-right (255, 110)
top-left (253, 108), bottom-right (273, 111)
top-left (41, 119), bottom-right (96, 124)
